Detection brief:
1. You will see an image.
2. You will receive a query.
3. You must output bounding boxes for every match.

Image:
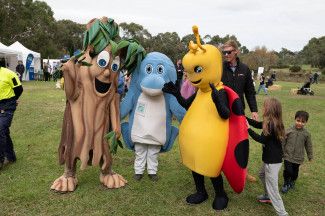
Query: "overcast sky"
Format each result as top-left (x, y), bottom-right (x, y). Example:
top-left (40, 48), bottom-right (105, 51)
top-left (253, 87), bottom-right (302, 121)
top-left (43, 0), bottom-right (324, 52)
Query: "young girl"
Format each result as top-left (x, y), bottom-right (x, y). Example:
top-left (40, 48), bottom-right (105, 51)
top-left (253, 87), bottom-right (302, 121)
top-left (246, 97), bottom-right (288, 216)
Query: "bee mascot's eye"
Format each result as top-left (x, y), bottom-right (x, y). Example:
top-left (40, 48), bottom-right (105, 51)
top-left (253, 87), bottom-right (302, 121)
top-left (145, 64), bottom-right (153, 74)
top-left (157, 65), bottom-right (164, 74)
top-left (194, 66), bottom-right (203, 73)
top-left (111, 56), bottom-right (120, 72)
top-left (97, 51), bottom-right (110, 68)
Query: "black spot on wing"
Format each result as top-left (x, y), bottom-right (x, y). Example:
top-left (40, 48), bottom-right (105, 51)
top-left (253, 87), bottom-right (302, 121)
top-left (232, 98), bottom-right (244, 116)
top-left (235, 139), bottom-right (249, 168)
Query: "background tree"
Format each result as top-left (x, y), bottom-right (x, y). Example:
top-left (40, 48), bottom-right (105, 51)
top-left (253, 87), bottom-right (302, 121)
top-left (276, 48), bottom-right (297, 68)
top-left (0, 0), bottom-right (60, 57)
top-left (299, 36), bottom-right (325, 68)
top-left (203, 34), bottom-right (241, 49)
top-left (1, 0), bottom-right (324, 68)
top-left (240, 46), bottom-right (249, 54)
top-left (221, 34), bottom-right (241, 47)
top-left (241, 46), bottom-right (278, 71)
top-left (54, 20), bottom-right (84, 57)
top-left (151, 32), bottom-right (184, 63)
top-left (207, 34), bottom-right (223, 47)
top-left (119, 22), bottom-right (152, 51)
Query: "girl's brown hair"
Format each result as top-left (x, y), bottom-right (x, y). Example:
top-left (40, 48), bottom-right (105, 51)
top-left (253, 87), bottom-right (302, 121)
top-left (262, 97), bottom-right (285, 141)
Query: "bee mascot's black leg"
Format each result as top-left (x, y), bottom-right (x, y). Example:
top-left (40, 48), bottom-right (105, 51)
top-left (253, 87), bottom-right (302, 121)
top-left (186, 171), bottom-right (208, 204)
top-left (210, 175), bottom-right (229, 210)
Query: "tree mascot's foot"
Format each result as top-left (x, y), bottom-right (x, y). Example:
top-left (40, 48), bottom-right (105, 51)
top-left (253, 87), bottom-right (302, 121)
top-left (100, 173), bottom-right (127, 189)
top-left (212, 195), bottom-right (229, 210)
top-left (50, 175), bottom-right (78, 193)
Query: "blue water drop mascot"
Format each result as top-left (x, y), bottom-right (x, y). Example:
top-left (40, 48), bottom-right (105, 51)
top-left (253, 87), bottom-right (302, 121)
top-left (120, 52), bottom-right (186, 181)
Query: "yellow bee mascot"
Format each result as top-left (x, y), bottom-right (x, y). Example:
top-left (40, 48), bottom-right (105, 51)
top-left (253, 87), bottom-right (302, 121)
top-left (163, 26), bottom-right (249, 210)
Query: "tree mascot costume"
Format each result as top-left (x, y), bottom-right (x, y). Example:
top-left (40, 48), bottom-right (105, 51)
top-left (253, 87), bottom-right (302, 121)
top-left (50, 17), bottom-right (145, 192)
top-left (120, 52), bottom-right (186, 179)
top-left (163, 26), bottom-right (249, 210)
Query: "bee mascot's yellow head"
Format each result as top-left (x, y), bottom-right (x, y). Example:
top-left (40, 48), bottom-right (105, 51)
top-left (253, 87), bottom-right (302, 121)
top-left (182, 26), bottom-right (223, 92)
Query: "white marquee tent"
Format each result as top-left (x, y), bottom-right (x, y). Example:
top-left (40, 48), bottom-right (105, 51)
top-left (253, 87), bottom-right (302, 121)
top-left (9, 41), bottom-right (41, 81)
top-left (0, 42), bottom-right (22, 72)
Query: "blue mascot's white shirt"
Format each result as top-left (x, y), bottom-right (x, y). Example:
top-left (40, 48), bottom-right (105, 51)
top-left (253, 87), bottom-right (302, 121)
top-left (132, 92), bottom-right (166, 145)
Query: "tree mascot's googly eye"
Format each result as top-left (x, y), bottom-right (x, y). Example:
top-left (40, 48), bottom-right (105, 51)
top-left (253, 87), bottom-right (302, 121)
top-left (97, 51), bottom-right (110, 68)
top-left (194, 66), bottom-right (203, 73)
top-left (157, 65), bottom-right (164, 74)
top-left (145, 64), bottom-right (153, 74)
top-left (111, 56), bottom-right (120, 72)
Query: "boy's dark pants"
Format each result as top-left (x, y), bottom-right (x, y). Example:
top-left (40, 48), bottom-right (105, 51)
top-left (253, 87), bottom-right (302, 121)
top-left (283, 160), bottom-right (300, 185)
top-left (0, 110), bottom-right (16, 163)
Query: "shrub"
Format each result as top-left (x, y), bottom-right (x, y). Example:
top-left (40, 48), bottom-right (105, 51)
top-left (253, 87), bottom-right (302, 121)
top-left (274, 63), bottom-right (290, 69)
top-left (289, 65), bottom-right (301, 72)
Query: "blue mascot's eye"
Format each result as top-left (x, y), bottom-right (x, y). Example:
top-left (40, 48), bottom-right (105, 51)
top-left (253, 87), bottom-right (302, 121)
top-left (157, 65), bottom-right (164, 74)
top-left (145, 64), bottom-right (153, 74)
top-left (194, 66), bottom-right (203, 73)
top-left (112, 64), bottom-right (118, 71)
top-left (111, 56), bottom-right (120, 73)
top-left (97, 51), bottom-right (110, 68)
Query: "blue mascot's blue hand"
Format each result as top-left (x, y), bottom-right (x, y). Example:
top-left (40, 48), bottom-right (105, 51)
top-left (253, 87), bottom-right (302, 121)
top-left (121, 122), bottom-right (135, 151)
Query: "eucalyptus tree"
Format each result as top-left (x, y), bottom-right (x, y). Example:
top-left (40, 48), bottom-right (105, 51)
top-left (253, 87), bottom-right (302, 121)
top-left (299, 36), bottom-right (325, 68)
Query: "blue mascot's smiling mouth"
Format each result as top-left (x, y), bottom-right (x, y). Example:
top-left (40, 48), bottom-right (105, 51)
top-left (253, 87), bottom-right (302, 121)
top-left (95, 77), bottom-right (111, 94)
top-left (191, 79), bottom-right (202, 84)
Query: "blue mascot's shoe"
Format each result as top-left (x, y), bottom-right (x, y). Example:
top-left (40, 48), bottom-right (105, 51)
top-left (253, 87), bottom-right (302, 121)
top-left (148, 174), bottom-right (159, 182)
top-left (133, 174), bottom-right (143, 181)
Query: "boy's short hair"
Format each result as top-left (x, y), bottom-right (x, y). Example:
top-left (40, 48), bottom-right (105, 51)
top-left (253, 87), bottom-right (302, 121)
top-left (295, 110), bottom-right (309, 122)
top-left (222, 40), bottom-right (239, 50)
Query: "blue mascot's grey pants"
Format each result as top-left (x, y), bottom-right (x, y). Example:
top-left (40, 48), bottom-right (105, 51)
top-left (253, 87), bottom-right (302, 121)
top-left (134, 143), bottom-right (161, 175)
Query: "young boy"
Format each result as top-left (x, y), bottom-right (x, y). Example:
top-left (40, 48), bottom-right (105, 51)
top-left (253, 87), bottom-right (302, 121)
top-left (281, 111), bottom-right (313, 193)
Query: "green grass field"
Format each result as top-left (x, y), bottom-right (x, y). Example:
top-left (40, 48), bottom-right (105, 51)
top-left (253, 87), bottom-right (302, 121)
top-left (0, 81), bottom-right (324, 215)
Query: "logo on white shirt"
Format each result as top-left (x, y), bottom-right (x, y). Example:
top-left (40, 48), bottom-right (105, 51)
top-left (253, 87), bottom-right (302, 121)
top-left (136, 102), bottom-right (146, 116)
